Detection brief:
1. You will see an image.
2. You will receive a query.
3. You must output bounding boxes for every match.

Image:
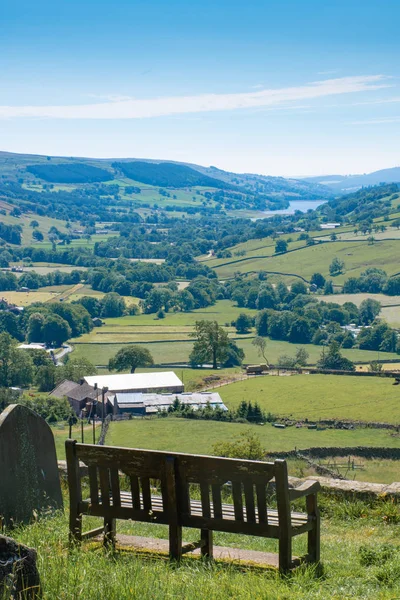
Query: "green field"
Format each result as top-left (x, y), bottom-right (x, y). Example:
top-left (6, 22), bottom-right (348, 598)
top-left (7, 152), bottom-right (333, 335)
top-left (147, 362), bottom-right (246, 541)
top-left (205, 239), bottom-right (400, 282)
top-left (218, 374), bottom-right (400, 423)
top-left (71, 335), bottom-right (395, 367)
top-left (106, 418), bottom-right (400, 456)
top-left (69, 298), bottom-right (398, 366)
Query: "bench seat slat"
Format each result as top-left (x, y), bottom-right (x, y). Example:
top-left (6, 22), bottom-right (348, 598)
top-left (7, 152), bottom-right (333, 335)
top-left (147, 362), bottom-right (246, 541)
top-left (87, 492), bottom-right (311, 531)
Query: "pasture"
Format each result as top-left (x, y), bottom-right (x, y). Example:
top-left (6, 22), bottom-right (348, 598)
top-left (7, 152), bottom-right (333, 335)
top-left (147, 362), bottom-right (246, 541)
top-left (218, 373), bottom-right (400, 423)
top-left (70, 297), bottom-right (399, 366)
top-left (106, 418), bottom-right (400, 456)
top-left (206, 239), bottom-right (400, 282)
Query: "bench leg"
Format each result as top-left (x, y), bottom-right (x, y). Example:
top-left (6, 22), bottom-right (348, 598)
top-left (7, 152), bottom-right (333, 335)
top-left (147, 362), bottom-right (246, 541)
top-left (169, 524), bottom-right (182, 561)
top-left (306, 494), bottom-right (320, 563)
top-left (69, 510), bottom-right (82, 547)
top-left (278, 532), bottom-right (292, 572)
top-left (201, 529), bottom-right (213, 559)
top-left (103, 518), bottom-right (116, 549)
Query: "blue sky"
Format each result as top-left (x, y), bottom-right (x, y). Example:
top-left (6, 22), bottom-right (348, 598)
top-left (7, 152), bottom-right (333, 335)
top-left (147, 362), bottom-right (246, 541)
top-left (1, 0), bottom-right (399, 176)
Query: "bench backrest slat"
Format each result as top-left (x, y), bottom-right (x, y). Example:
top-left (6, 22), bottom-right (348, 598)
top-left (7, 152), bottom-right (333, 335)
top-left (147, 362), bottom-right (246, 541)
top-left (130, 476), bottom-right (141, 509)
top-left (256, 483), bottom-right (268, 524)
top-left (232, 482), bottom-right (244, 521)
top-left (211, 484), bottom-right (223, 519)
top-left (110, 469), bottom-right (121, 508)
top-left (200, 482), bottom-right (211, 518)
top-left (244, 482), bottom-right (256, 523)
top-left (88, 465), bottom-right (99, 506)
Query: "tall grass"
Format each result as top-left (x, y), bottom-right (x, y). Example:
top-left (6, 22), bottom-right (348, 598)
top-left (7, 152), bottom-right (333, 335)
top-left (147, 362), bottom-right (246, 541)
top-left (5, 493), bottom-right (400, 599)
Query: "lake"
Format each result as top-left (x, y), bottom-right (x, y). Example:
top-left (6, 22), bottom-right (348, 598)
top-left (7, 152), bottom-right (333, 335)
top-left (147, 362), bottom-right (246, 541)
top-left (261, 199), bottom-right (327, 217)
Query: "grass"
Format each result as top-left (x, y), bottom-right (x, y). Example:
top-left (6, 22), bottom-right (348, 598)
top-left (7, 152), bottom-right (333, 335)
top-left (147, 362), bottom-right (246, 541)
top-left (11, 500), bottom-right (400, 599)
top-left (69, 299), bottom-right (398, 366)
top-left (218, 374), bottom-right (400, 423)
top-left (316, 293), bottom-right (400, 327)
top-left (207, 239), bottom-right (400, 282)
top-left (106, 418), bottom-right (400, 456)
top-left (0, 290), bottom-right (59, 305)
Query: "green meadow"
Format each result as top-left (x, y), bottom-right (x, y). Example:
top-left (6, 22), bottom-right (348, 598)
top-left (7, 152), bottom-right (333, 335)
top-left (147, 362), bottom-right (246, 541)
top-left (219, 374), bottom-right (400, 423)
top-left (106, 418), bottom-right (400, 456)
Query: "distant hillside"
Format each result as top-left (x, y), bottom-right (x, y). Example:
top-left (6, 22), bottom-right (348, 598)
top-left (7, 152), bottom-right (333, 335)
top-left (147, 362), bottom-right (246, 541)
top-left (112, 161), bottom-right (230, 189)
top-left (304, 167), bottom-right (400, 193)
top-left (318, 183), bottom-right (400, 222)
top-left (0, 151), bottom-right (332, 213)
top-left (26, 163), bottom-right (114, 183)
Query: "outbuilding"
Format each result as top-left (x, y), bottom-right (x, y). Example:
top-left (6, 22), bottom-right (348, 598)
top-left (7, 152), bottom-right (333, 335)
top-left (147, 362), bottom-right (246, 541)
top-left (113, 391), bottom-right (227, 416)
top-left (84, 371), bottom-right (184, 394)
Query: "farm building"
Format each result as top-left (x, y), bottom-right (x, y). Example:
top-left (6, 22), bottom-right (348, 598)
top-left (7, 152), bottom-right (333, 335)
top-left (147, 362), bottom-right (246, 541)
top-left (49, 379), bottom-right (112, 415)
top-left (113, 392), bottom-right (227, 416)
top-left (84, 371), bottom-right (184, 394)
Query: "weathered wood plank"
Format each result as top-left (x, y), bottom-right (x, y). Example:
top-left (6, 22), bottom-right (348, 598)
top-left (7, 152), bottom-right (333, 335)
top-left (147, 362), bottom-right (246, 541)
top-left (244, 482), bottom-right (256, 524)
top-left (232, 482), bottom-right (243, 521)
top-left (129, 476), bottom-right (141, 509)
top-left (88, 465), bottom-right (99, 506)
top-left (110, 469), bottom-right (121, 508)
top-left (141, 477), bottom-right (152, 512)
top-left (200, 482), bottom-right (211, 518)
top-left (256, 483), bottom-right (267, 524)
top-left (211, 484), bottom-right (223, 520)
top-left (275, 460), bottom-right (292, 572)
top-left (98, 467), bottom-right (110, 508)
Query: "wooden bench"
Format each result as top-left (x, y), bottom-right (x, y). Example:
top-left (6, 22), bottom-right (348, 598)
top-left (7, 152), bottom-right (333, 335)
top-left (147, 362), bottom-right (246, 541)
top-left (66, 440), bottom-right (320, 571)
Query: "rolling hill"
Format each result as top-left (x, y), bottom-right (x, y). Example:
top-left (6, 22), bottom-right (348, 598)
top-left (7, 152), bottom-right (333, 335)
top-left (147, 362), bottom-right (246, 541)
top-left (0, 151), bottom-right (332, 205)
top-left (304, 166), bottom-right (400, 193)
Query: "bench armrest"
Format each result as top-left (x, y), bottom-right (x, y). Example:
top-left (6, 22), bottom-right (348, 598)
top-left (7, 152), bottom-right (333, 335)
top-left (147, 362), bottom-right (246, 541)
top-left (289, 480), bottom-right (320, 501)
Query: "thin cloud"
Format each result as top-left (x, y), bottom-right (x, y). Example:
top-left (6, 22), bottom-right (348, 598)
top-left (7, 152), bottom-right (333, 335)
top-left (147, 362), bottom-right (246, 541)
top-left (350, 116), bottom-right (400, 125)
top-left (0, 75), bottom-right (390, 120)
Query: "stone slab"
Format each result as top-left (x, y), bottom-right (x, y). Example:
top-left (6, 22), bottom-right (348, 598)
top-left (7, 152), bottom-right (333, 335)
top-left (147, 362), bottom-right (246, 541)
top-left (0, 404), bottom-right (63, 526)
top-left (102, 534), bottom-right (282, 568)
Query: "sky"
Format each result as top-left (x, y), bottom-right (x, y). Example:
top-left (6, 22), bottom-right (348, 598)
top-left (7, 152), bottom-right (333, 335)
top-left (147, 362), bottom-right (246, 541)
top-left (1, 0), bottom-right (400, 176)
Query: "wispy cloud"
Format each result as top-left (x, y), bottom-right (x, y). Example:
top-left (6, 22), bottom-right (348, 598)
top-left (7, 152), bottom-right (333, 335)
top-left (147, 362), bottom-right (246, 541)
top-left (350, 116), bottom-right (400, 125)
top-left (0, 75), bottom-right (390, 120)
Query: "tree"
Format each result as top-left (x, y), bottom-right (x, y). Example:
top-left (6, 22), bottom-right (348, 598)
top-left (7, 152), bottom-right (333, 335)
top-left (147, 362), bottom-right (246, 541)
top-left (324, 280), bottom-right (334, 295)
top-left (310, 273), bottom-right (325, 289)
top-left (0, 333), bottom-right (34, 387)
top-left (35, 364), bottom-right (57, 392)
top-left (42, 314), bottom-right (71, 347)
top-left (317, 341), bottom-right (355, 371)
top-left (275, 239), bottom-right (288, 254)
top-left (383, 276), bottom-right (400, 296)
top-left (359, 298), bottom-right (381, 325)
top-left (291, 281), bottom-right (308, 297)
top-left (329, 257), bottom-right (345, 277)
top-left (109, 346), bottom-right (154, 373)
top-left (288, 317), bottom-right (312, 344)
top-left (222, 340), bottom-right (245, 367)
top-left (101, 292), bottom-right (126, 318)
top-left (212, 431), bottom-right (265, 460)
top-left (30, 220), bottom-right (39, 228)
top-left (32, 230), bottom-right (44, 241)
top-left (60, 357), bottom-right (97, 382)
top-left (252, 336), bottom-right (269, 364)
top-left (189, 320), bottom-right (229, 369)
top-left (235, 313), bottom-right (253, 334)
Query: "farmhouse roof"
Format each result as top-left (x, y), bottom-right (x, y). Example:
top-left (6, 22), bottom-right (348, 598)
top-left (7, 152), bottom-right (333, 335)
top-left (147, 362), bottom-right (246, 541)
top-left (84, 371), bottom-right (183, 392)
top-left (49, 379), bottom-right (79, 399)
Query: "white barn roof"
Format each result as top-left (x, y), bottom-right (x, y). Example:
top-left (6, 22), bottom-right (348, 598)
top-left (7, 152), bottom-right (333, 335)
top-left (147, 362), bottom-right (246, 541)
top-left (84, 371), bottom-right (183, 392)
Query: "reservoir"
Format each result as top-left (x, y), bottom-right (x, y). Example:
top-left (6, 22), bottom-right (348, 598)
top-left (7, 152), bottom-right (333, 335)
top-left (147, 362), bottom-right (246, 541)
top-left (262, 198), bottom-right (327, 217)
